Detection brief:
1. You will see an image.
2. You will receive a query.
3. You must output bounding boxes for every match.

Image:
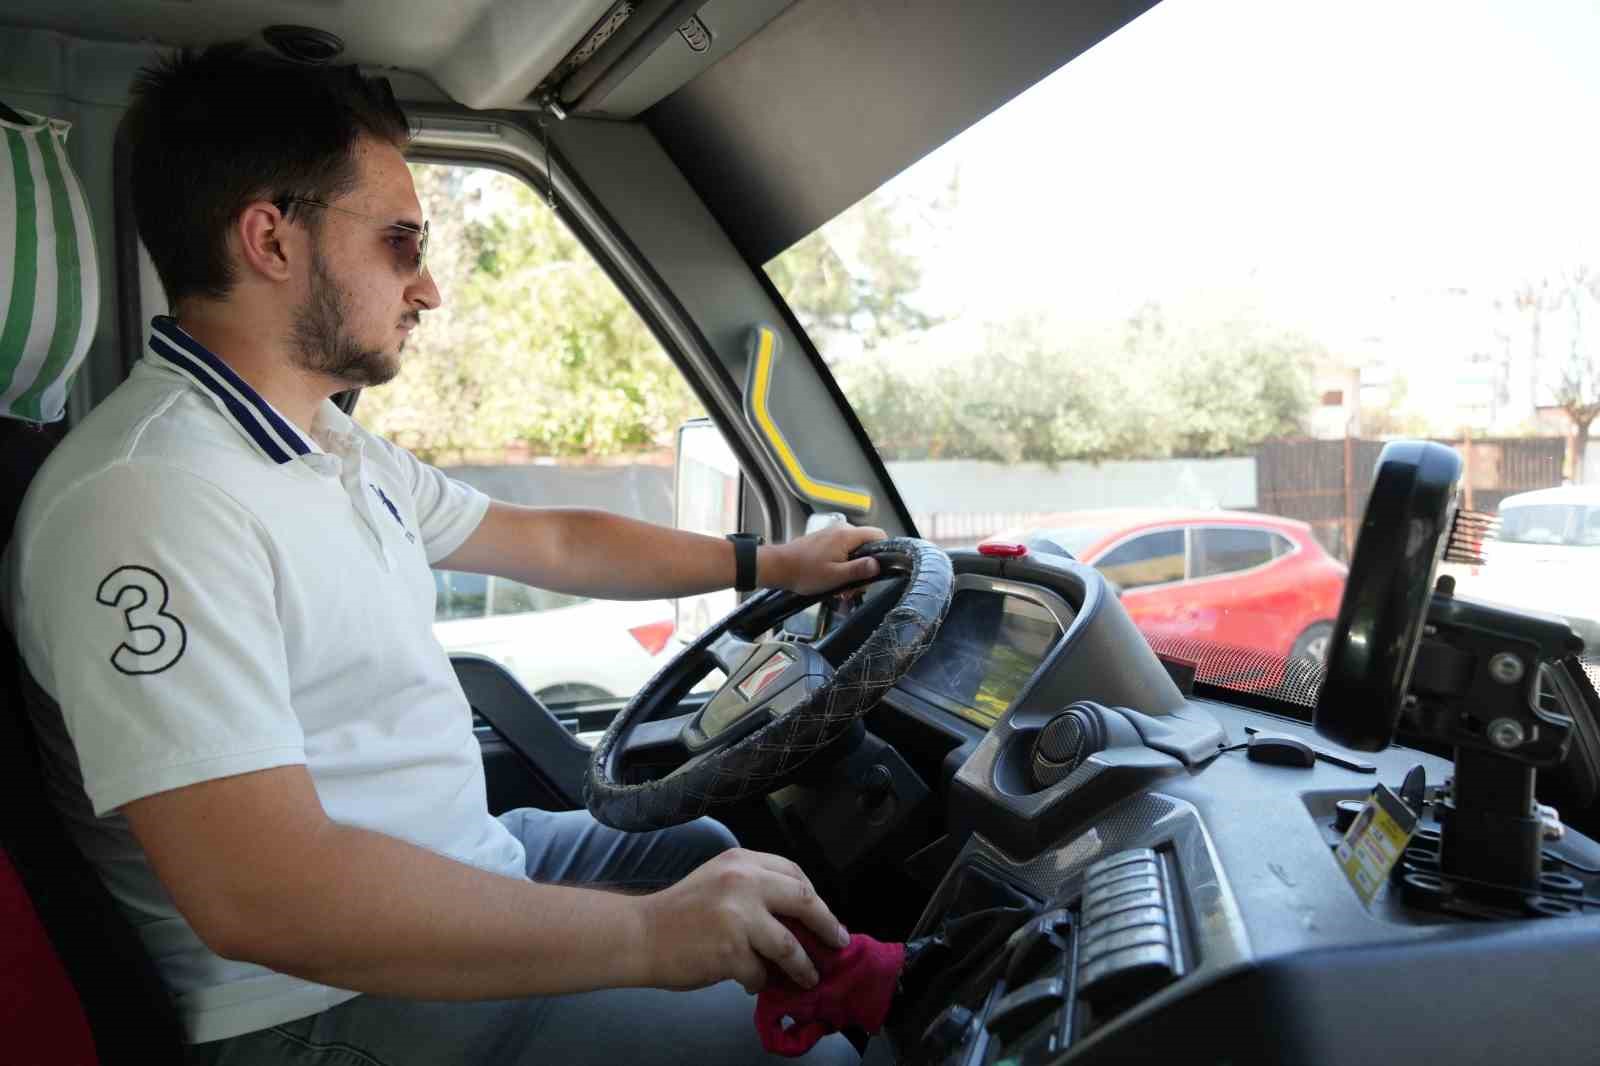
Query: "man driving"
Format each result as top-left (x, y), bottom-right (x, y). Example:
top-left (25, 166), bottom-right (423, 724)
top-left (3, 43), bottom-right (876, 1065)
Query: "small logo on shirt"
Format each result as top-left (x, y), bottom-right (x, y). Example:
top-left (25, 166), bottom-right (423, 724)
top-left (370, 483), bottom-right (416, 543)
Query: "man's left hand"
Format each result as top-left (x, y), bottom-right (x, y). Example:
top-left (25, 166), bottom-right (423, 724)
top-left (761, 523), bottom-right (887, 596)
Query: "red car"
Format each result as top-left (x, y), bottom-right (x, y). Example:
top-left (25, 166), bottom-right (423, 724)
top-left (986, 509), bottom-right (1348, 666)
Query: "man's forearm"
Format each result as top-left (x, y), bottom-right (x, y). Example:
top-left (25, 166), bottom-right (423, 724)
top-left (216, 819), bottom-right (651, 1000)
top-left (440, 504), bottom-right (779, 600)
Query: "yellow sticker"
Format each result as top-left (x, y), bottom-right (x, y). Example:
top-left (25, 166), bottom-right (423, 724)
top-left (1335, 784), bottom-right (1419, 904)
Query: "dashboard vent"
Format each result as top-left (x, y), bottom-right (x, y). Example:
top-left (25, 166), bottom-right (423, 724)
top-left (1031, 703), bottom-right (1107, 789)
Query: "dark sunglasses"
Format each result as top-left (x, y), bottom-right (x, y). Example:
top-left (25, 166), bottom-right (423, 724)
top-left (274, 196), bottom-right (430, 277)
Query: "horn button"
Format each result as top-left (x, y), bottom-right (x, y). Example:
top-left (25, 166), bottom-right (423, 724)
top-left (686, 642), bottom-right (834, 751)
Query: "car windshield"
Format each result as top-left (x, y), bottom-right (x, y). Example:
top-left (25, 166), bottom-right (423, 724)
top-left (1499, 504), bottom-right (1600, 547)
top-left (764, 0), bottom-right (1600, 704)
top-left (1026, 528), bottom-right (1114, 558)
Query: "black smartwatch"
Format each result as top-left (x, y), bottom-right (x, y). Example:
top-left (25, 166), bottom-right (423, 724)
top-left (726, 532), bottom-right (763, 592)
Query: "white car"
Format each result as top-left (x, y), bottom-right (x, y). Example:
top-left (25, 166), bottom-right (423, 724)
top-left (430, 570), bottom-right (676, 705)
top-left (1446, 485), bottom-right (1600, 652)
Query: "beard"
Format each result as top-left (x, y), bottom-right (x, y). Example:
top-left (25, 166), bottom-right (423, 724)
top-left (289, 245), bottom-right (404, 388)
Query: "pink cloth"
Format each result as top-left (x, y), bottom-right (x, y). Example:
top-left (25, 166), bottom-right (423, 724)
top-left (755, 920), bottom-right (906, 1057)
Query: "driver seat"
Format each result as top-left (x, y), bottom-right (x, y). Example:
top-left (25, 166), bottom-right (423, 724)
top-left (2, 420), bottom-right (188, 1064)
top-left (1, 97), bottom-right (186, 1061)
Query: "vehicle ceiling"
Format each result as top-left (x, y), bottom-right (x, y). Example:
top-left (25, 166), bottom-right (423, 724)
top-left (2, 0), bottom-right (1159, 263)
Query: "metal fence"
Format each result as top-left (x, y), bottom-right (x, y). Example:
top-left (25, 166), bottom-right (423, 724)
top-left (1255, 437), bottom-right (1565, 560)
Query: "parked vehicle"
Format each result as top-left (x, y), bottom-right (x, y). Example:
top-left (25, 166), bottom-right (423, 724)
top-left (430, 570), bottom-right (675, 705)
top-left (987, 509), bottom-right (1348, 665)
top-left (1445, 486), bottom-right (1600, 652)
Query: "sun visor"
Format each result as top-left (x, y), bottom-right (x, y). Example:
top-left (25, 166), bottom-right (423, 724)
top-left (647, 0), bottom-right (1160, 265)
top-left (431, 0), bottom-right (622, 110)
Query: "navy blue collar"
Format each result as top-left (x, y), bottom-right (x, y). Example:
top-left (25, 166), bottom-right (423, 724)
top-left (146, 316), bottom-right (321, 465)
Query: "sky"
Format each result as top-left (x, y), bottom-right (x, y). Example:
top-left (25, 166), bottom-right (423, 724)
top-left (806, 0), bottom-right (1600, 421)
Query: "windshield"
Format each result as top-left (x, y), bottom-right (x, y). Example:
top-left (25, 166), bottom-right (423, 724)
top-left (1500, 504), bottom-right (1600, 547)
top-left (764, 0), bottom-right (1600, 704)
top-left (1024, 528), bottom-right (1114, 559)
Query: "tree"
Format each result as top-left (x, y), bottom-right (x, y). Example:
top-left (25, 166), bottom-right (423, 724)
top-left (835, 316), bottom-right (1156, 463)
top-left (1157, 317), bottom-right (1318, 457)
top-left (832, 309), bottom-right (1316, 463)
top-left (764, 187), bottom-right (943, 357)
top-left (358, 165), bottom-right (704, 463)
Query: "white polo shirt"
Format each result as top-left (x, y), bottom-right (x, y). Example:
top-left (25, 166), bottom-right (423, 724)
top-left (3, 316), bottom-right (528, 1043)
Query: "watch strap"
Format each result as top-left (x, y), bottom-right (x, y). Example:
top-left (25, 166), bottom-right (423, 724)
top-left (727, 533), bottom-right (761, 592)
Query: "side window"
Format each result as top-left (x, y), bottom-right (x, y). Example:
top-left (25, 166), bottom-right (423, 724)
top-left (1192, 528), bottom-right (1276, 578)
top-left (434, 571), bottom-right (488, 621)
top-left (1582, 509), bottom-right (1600, 547)
top-left (367, 162), bottom-right (714, 706)
top-left (485, 578), bottom-right (588, 617)
top-left (1499, 506), bottom-right (1573, 545)
top-left (1096, 530), bottom-right (1185, 589)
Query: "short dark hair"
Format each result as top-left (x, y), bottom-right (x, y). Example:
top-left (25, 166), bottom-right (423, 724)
top-left (124, 43), bottom-right (412, 306)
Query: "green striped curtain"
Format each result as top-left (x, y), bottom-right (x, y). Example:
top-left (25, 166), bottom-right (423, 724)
top-left (0, 107), bottom-right (99, 424)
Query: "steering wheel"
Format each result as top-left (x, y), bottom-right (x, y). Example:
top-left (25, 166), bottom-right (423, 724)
top-left (584, 538), bottom-right (953, 831)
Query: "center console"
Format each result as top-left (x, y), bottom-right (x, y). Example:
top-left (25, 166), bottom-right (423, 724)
top-left (886, 790), bottom-right (1247, 1066)
top-left (860, 442), bottom-right (1600, 1064)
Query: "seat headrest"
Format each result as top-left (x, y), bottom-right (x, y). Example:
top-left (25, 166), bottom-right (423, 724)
top-left (0, 104), bottom-right (100, 425)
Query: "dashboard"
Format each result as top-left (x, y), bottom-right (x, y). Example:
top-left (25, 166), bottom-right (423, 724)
top-left (898, 577), bottom-right (1070, 731)
top-left (835, 544), bottom-right (1600, 1066)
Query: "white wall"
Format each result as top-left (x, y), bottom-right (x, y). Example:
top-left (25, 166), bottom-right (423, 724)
top-left (885, 457), bottom-right (1258, 514)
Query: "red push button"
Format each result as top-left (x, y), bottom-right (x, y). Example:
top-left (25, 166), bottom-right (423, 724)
top-left (978, 542), bottom-right (1028, 558)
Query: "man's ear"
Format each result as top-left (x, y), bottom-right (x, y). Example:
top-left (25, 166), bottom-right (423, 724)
top-left (236, 201), bottom-right (295, 284)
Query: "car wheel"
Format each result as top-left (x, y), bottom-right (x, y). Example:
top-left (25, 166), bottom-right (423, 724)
top-left (534, 683), bottom-right (613, 706)
top-left (1291, 622), bottom-right (1334, 666)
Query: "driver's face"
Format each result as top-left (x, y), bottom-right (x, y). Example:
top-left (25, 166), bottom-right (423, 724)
top-left (289, 139), bottom-right (441, 388)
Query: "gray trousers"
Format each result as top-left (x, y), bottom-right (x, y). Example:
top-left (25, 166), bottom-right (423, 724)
top-left (188, 808), bottom-right (857, 1066)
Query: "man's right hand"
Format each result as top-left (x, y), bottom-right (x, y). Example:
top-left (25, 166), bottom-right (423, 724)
top-left (638, 849), bottom-right (850, 994)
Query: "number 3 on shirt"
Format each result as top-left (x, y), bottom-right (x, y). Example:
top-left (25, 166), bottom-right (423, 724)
top-left (96, 565), bottom-right (188, 675)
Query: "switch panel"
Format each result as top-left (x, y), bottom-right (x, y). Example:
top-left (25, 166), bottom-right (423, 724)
top-left (1076, 848), bottom-right (1180, 1008)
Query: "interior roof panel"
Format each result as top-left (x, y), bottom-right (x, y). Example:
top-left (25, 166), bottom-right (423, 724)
top-left (0, 0), bottom-right (618, 109)
top-left (645, 0), bottom-right (1162, 266)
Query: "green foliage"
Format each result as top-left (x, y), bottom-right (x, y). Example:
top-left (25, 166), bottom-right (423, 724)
top-left (835, 308), bottom-right (1316, 463)
top-left (363, 166), bottom-right (1310, 469)
top-left (1162, 320), bottom-right (1317, 457)
top-left (358, 165), bottom-right (703, 462)
top-left (765, 189), bottom-right (939, 353)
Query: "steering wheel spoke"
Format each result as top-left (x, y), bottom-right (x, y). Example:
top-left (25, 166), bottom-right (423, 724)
top-left (707, 629), bottom-right (760, 678)
top-left (617, 711), bottom-right (696, 761)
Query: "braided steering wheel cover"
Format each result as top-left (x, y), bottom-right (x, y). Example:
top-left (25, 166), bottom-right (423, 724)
top-left (584, 538), bottom-right (954, 830)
